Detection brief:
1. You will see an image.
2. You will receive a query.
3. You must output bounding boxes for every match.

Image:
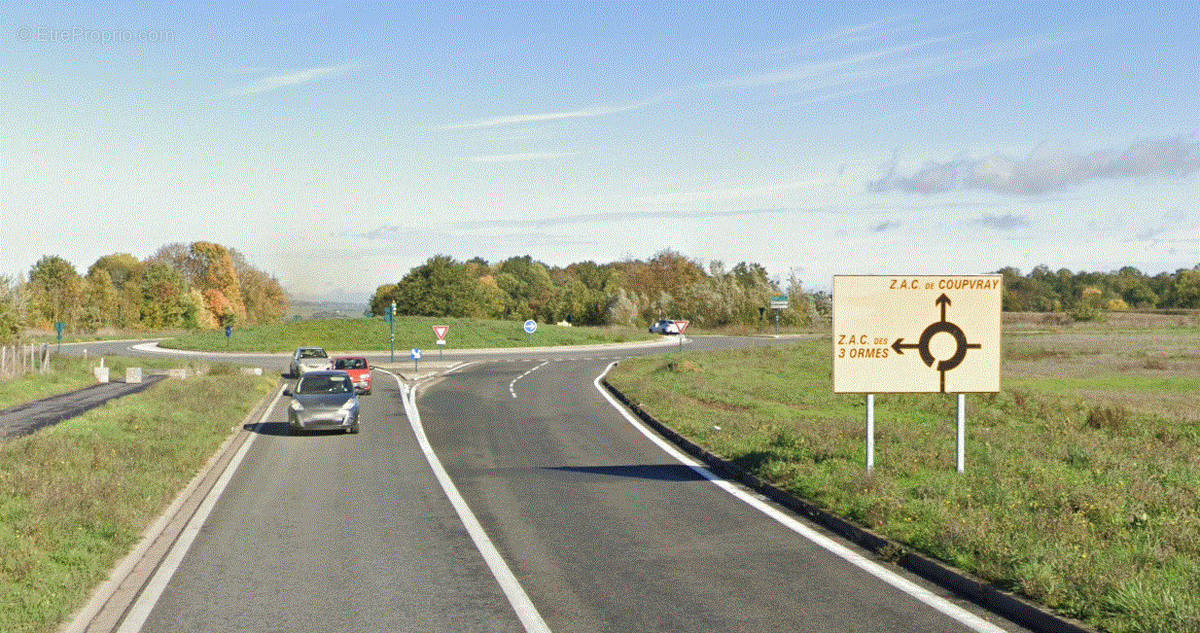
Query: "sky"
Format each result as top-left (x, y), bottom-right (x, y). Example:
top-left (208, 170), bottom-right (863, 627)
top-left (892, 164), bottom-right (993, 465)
top-left (2, 1), bottom-right (1198, 302)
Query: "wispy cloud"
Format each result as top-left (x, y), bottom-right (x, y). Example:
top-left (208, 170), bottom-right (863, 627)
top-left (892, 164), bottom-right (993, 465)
top-left (467, 152), bottom-right (578, 163)
top-left (440, 101), bottom-right (647, 131)
top-left (870, 134), bottom-right (1200, 196)
top-left (973, 213), bottom-right (1028, 230)
top-left (639, 177), bottom-right (830, 204)
top-left (722, 14), bottom-right (1081, 108)
top-left (231, 62), bottom-right (360, 96)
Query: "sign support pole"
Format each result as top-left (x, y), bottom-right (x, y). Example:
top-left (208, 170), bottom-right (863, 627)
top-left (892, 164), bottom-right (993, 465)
top-left (956, 394), bottom-right (966, 473)
top-left (866, 394), bottom-right (875, 473)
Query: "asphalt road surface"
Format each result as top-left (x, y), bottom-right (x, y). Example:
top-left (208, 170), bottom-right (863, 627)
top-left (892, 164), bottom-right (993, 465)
top-left (68, 337), bottom-right (1032, 632)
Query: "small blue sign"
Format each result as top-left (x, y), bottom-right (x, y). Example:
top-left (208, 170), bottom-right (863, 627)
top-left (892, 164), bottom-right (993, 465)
top-left (225, 325), bottom-right (233, 338)
top-left (411, 348), bottom-right (422, 360)
top-left (523, 319), bottom-right (537, 334)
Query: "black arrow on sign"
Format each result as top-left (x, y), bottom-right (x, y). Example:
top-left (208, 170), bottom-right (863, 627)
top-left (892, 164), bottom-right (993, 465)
top-left (936, 293), bottom-right (951, 321)
top-left (891, 338), bottom-right (920, 355)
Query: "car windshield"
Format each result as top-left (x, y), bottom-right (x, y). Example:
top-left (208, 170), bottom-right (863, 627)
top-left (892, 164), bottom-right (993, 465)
top-left (335, 359), bottom-right (367, 370)
top-left (300, 349), bottom-right (327, 359)
top-left (296, 375), bottom-right (352, 394)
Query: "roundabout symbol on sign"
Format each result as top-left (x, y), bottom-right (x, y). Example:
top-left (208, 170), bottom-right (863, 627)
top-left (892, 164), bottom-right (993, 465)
top-left (891, 294), bottom-right (981, 392)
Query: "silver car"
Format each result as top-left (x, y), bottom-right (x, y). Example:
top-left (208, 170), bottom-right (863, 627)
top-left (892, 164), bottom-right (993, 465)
top-left (289, 346), bottom-right (329, 377)
top-left (284, 370), bottom-right (360, 434)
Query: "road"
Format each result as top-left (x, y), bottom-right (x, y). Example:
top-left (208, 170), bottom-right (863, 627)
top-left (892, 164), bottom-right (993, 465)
top-left (67, 337), bottom-right (1031, 632)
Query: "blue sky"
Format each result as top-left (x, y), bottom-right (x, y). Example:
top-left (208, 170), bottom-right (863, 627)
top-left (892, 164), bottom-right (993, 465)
top-left (3, 1), bottom-right (1197, 301)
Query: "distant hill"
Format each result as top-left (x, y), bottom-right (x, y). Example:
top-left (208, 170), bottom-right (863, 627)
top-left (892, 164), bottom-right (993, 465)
top-left (287, 300), bottom-right (368, 320)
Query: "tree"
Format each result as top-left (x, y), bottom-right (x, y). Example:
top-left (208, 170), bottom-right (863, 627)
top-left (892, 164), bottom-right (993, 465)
top-left (391, 255), bottom-right (489, 317)
top-left (188, 242), bottom-right (247, 324)
top-left (230, 250), bottom-right (288, 325)
top-left (27, 255), bottom-right (83, 328)
top-left (0, 275), bottom-right (22, 344)
top-left (79, 269), bottom-right (120, 331)
top-left (139, 263), bottom-right (193, 328)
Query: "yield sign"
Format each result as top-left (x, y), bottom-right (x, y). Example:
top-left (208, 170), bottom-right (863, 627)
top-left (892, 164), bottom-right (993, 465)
top-left (675, 320), bottom-right (690, 334)
top-left (433, 325), bottom-right (450, 341)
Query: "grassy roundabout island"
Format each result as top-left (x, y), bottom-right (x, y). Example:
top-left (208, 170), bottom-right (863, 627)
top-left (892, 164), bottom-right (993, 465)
top-left (158, 316), bottom-right (657, 352)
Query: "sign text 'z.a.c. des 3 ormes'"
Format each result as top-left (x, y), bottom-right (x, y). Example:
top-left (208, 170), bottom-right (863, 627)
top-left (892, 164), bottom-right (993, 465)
top-left (832, 275), bottom-right (1001, 394)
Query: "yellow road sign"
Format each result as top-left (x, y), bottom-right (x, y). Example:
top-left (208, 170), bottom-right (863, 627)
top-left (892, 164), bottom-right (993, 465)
top-left (832, 275), bottom-right (1001, 393)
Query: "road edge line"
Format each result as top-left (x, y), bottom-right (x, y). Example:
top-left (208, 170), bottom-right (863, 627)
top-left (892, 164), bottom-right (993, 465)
top-left (382, 369), bottom-right (552, 633)
top-left (59, 383), bottom-right (282, 633)
top-left (593, 363), bottom-right (1012, 633)
top-left (112, 384), bottom-right (286, 632)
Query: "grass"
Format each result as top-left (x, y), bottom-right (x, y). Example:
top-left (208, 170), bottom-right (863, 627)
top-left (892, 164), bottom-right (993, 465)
top-left (0, 368), bottom-right (276, 633)
top-left (607, 326), bottom-right (1200, 633)
top-left (160, 316), bottom-right (656, 352)
top-left (0, 355), bottom-right (216, 412)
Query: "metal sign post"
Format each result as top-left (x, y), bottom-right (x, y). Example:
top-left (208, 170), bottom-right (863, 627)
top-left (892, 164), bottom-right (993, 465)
top-left (675, 320), bottom-right (690, 353)
top-left (411, 348), bottom-right (421, 372)
top-left (433, 325), bottom-right (449, 360)
top-left (770, 295), bottom-right (788, 335)
top-left (388, 301), bottom-right (396, 363)
top-left (523, 319), bottom-right (537, 344)
top-left (866, 394), bottom-right (875, 473)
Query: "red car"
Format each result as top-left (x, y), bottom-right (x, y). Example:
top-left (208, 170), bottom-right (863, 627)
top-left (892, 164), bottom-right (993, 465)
top-left (330, 356), bottom-right (372, 394)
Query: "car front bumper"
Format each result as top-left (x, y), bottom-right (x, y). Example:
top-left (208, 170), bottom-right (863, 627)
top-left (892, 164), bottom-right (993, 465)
top-left (288, 410), bottom-right (358, 432)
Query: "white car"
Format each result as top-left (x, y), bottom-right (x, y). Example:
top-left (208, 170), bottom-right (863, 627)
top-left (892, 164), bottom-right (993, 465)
top-left (649, 319), bottom-right (680, 335)
top-left (289, 347), bottom-right (329, 377)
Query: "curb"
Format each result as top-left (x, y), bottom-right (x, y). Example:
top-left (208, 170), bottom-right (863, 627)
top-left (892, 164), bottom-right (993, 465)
top-left (601, 379), bottom-right (1097, 633)
top-left (60, 381), bottom-right (282, 633)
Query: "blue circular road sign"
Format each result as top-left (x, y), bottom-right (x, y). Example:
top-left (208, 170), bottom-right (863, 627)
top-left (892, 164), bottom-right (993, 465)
top-left (523, 319), bottom-right (537, 334)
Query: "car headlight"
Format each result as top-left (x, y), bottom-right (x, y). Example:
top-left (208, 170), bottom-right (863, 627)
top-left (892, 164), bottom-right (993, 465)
top-left (290, 400), bottom-right (304, 412)
top-left (339, 399), bottom-right (356, 412)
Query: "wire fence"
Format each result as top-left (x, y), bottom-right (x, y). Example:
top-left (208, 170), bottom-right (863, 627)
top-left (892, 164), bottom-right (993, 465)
top-left (0, 344), bottom-right (52, 380)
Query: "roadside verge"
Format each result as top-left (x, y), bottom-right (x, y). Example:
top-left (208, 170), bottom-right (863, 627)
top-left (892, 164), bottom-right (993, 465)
top-left (600, 378), bottom-right (1095, 633)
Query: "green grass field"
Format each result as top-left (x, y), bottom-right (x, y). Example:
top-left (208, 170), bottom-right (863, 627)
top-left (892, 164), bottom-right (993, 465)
top-left (159, 316), bottom-right (655, 352)
top-left (607, 326), bottom-right (1200, 633)
top-left (0, 369), bottom-right (276, 633)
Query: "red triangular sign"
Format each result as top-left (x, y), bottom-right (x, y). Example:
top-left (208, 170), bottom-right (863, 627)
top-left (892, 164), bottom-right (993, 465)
top-left (675, 320), bottom-right (690, 334)
top-left (433, 325), bottom-right (450, 340)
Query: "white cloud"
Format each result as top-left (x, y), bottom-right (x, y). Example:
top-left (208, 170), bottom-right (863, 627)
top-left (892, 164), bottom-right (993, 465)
top-left (870, 134), bottom-right (1200, 196)
top-left (467, 152), bottom-right (578, 163)
top-left (440, 101), bottom-right (647, 130)
top-left (231, 63), bottom-right (360, 96)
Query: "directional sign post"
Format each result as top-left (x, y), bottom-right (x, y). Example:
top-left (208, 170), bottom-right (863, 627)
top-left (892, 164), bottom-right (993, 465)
top-left (674, 320), bottom-right (689, 353)
top-left (523, 319), bottom-right (537, 344)
top-left (55, 321), bottom-right (65, 352)
top-left (411, 348), bottom-right (421, 372)
top-left (770, 295), bottom-right (788, 334)
top-left (388, 301), bottom-right (396, 363)
top-left (433, 325), bottom-right (449, 359)
top-left (833, 275), bottom-right (1001, 473)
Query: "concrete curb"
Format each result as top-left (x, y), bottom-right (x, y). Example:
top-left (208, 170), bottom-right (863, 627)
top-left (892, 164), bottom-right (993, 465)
top-left (601, 379), bottom-right (1097, 633)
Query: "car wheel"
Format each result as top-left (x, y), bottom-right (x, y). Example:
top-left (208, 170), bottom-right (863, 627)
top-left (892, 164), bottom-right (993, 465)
top-left (348, 424), bottom-right (360, 434)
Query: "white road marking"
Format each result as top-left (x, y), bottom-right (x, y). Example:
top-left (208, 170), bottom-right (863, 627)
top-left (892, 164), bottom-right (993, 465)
top-left (593, 363), bottom-right (1009, 633)
top-left (117, 384), bottom-right (287, 632)
top-left (384, 370), bottom-right (552, 633)
top-left (509, 361), bottom-right (549, 398)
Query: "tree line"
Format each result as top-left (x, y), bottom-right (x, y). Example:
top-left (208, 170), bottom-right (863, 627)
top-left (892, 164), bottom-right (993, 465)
top-left (998, 264), bottom-right (1200, 319)
top-left (0, 241), bottom-right (288, 344)
top-left (370, 253), bottom-right (1200, 328)
top-left (369, 251), bottom-right (827, 329)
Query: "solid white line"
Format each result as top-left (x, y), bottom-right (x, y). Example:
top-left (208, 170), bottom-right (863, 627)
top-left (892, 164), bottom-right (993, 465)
top-left (117, 384), bottom-right (286, 632)
top-left (593, 363), bottom-right (1007, 633)
top-left (383, 370), bottom-right (552, 633)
